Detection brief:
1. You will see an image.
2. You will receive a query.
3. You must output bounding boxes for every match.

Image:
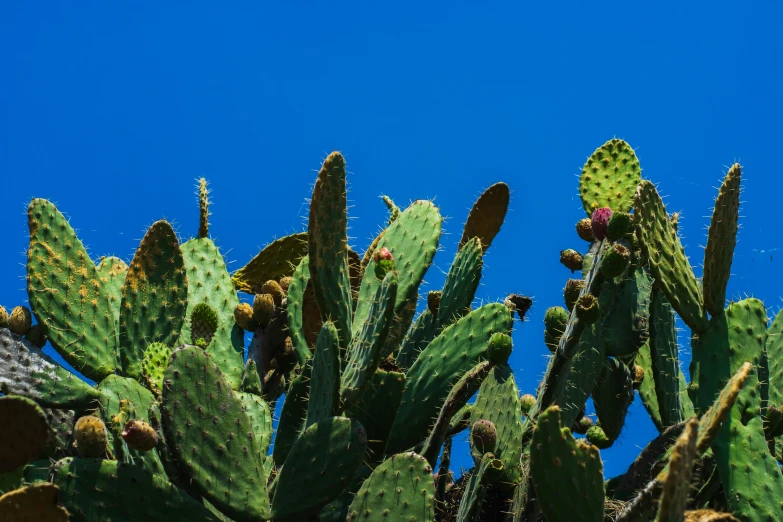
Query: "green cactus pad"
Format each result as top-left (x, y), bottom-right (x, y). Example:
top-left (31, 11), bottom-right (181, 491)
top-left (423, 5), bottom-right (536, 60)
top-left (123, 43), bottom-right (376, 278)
top-left (555, 323), bottom-right (607, 430)
top-left (198, 178), bottom-right (210, 238)
top-left (0, 483), bottom-right (69, 522)
top-left (455, 453), bottom-right (505, 521)
top-left (162, 346), bottom-right (270, 521)
top-left (592, 357), bottom-right (634, 441)
top-left (636, 341), bottom-right (663, 431)
top-left (387, 303), bottom-right (512, 454)
top-left (0, 328), bottom-right (100, 409)
top-left (308, 151), bottom-right (354, 349)
top-left (696, 362), bottom-right (751, 454)
top-left (236, 391), bottom-right (273, 457)
top-left (272, 363), bottom-right (311, 466)
top-left (354, 200), bottom-right (442, 359)
top-left (231, 232), bottom-right (308, 294)
top-left (53, 457), bottom-right (219, 521)
top-left (469, 364), bottom-right (524, 487)
top-left (0, 396), bottom-right (48, 473)
top-left (140, 341), bottom-right (171, 394)
top-left (346, 452), bottom-right (435, 522)
top-left (458, 182), bottom-right (510, 253)
top-left (531, 406), bottom-right (604, 522)
top-left (41, 408), bottom-right (75, 460)
top-left (347, 369), bottom-right (406, 463)
top-left (702, 164), bottom-right (741, 316)
top-left (340, 271), bottom-right (397, 411)
top-left (26, 199), bottom-right (118, 380)
top-left (320, 466), bottom-right (372, 522)
top-left (95, 255), bottom-right (128, 339)
top-left (119, 220), bottom-right (187, 380)
top-left (306, 321), bottom-right (341, 428)
top-left (286, 255), bottom-right (314, 364)
top-left (178, 237), bottom-right (244, 388)
top-left (579, 138), bottom-right (641, 215)
top-left (437, 237), bottom-right (483, 326)
top-left (271, 416), bottom-right (367, 522)
top-left (634, 180), bottom-right (709, 333)
top-left (767, 309), bottom-right (783, 415)
top-left (395, 309), bottom-right (436, 370)
top-left (599, 267), bottom-right (652, 357)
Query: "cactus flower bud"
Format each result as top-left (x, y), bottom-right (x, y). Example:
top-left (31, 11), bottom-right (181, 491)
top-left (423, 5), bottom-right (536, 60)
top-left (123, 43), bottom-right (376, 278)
top-left (520, 394), bottom-right (536, 416)
top-left (121, 419), bottom-right (158, 452)
top-left (591, 207), bottom-right (613, 241)
top-left (470, 419), bottom-right (497, 455)
top-left (600, 244), bottom-right (631, 279)
top-left (575, 294), bottom-right (599, 324)
top-left (373, 247), bottom-right (395, 280)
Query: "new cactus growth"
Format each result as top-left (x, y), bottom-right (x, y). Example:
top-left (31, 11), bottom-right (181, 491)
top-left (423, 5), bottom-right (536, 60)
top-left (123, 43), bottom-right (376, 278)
top-left (190, 302), bottom-right (218, 347)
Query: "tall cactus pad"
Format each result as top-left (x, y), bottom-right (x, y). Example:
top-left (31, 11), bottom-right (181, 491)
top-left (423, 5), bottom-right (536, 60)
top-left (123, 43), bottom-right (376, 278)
top-left (26, 199), bottom-right (118, 380)
top-left (767, 310), bottom-right (783, 411)
top-left (178, 237), bottom-right (243, 388)
top-left (579, 139), bottom-right (642, 215)
top-left (634, 181), bottom-right (709, 333)
top-left (697, 362), bottom-right (752, 454)
top-left (554, 323), bottom-right (606, 430)
top-left (198, 178), bottom-right (210, 238)
top-left (438, 237), bottom-right (483, 327)
top-left (387, 303), bottom-right (513, 454)
top-left (341, 271), bottom-right (397, 410)
top-left (162, 347), bottom-right (270, 521)
top-left (306, 322), bottom-right (341, 428)
top-left (236, 391), bottom-right (273, 457)
top-left (0, 483), bottom-right (69, 521)
top-left (272, 363), bottom-right (311, 466)
top-left (0, 329), bottom-right (100, 409)
top-left (271, 416), bottom-right (367, 522)
top-left (600, 268), bottom-right (652, 357)
top-left (140, 342), bottom-right (171, 394)
top-left (347, 369), bottom-right (405, 463)
top-left (308, 151), bottom-right (354, 348)
top-left (119, 220), bottom-right (187, 379)
top-left (347, 452), bottom-right (435, 522)
top-left (592, 358), bottom-right (634, 441)
top-left (0, 396), bottom-right (48, 473)
top-left (702, 164), bottom-right (741, 316)
top-left (657, 419), bottom-right (698, 522)
top-left (53, 458), bottom-right (219, 522)
top-left (458, 182), bottom-right (510, 253)
top-left (354, 200), bottom-right (442, 357)
top-left (469, 364), bottom-right (523, 486)
top-left (455, 453), bottom-right (505, 521)
top-left (286, 255), bottom-right (314, 364)
top-left (96, 256), bottom-right (128, 335)
top-left (232, 232), bottom-right (308, 294)
top-left (649, 288), bottom-right (689, 427)
top-left (530, 406), bottom-right (605, 522)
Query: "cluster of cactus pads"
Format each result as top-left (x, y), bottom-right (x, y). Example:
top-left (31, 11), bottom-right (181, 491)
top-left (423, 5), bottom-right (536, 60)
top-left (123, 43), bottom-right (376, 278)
top-left (0, 141), bottom-right (779, 522)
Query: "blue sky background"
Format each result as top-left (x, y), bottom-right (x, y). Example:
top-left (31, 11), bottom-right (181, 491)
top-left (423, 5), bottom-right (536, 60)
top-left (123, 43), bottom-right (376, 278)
top-left (3, 2), bottom-right (783, 479)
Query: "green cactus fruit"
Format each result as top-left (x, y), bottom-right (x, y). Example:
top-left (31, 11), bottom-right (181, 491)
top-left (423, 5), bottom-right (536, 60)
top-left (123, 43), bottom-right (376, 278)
top-left (586, 425), bottom-right (612, 449)
top-left (278, 275), bottom-right (292, 293)
top-left (197, 178), bottom-right (209, 239)
top-left (24, 324), bottom-right (47, 348)
top-left (0, 396), bottom-right (48, 473)
top-left (600, 243), bottom-right (630, 278)
top-left (260, 279), bottom-right (284, 307)
top-left (8, 306), bottom-right (32, 335)
top-left (470, 419), bottom-right (498, 455)
top-left (72, 416), bottom-right (108, 459)
top-left (560, 249), bottom-right (583, 272)
top-left (564, 278), bottom-right (584, 311)
top-left (232, 232), bottom-right (308, 294)
top-left (576, 217), bottom-right (595, 242)
top-left (702, 164), bottom-right (740, 316)
top-left (233, 302), bottom-right (258, 331)
top-left (520, 394), bottom-right (536, 416)
top-left (606, 211), bottom-right (633, 241)
top-left (459, 182), bottom-right (510, 254)
top-left (120, 419), bottom-right (158, 452)
top-left (0, 305), bottom-right (7, 328)
top-left (575, 293), bottom-right (600, 324)
top-left (372, 246), bottom-right (394, 280)
top-left (486, 332), bottom-right (513, 365)
top-left (574, 415), bottom-right (594, 435)
top-left (531, 406), bottom-right (605, 522)
top-left (592, 358), bottom-right (634, 441)
top-left (579, 138), bottom-right (641, 215)
top-left (347, 452), bottom-right (435, 522)
top-left (632, 364), bottom-right (645, 389)
top-left (544, 306), bottom-right (568, 352)
top-left (0, 483), bottom-right (69, 522)
top-left (428, 290), bottom-right (442, 313)
top-left (252, 293), bottom-right (275, 327)
top-left (140, 342), bottom-right (171, 394)
top-left (271, 416), bottom-right (367, 522)
top-left (189, 302), bottom-right (218, 348)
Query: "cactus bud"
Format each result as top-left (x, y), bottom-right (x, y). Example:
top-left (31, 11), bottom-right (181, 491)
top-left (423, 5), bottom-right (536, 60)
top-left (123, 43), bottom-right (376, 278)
top-left (470, 419), bottom-right (497, 455)
top-left (0, 305), bottom-right (8, 328)
top-left (191, 302), bottom-right (218, 348)
top-left (586, 425), bottom-right (612, 449)
top-left (252, 294), bottom-right (275, 326)
top-left (121, 419), bottom-right (158, 452)
top-left (278, 276), bottom-right (293, 294)
top-left (543, 306), bottom-right (568, 353)
top-left (486, 332), bottom-right (513, 365)
top-left (576, 218), bottom-right (595, 242)
top-left (261, 280), bottom-right (285, 307)
top-left (573, 415), bottom-right (594, 435)
top-left (427, 290), bottom-right (442, 314)
top-left (591, 207), bottom-right (613, 241)
top-left (559, 249), bottom-right (583, 272)
top-left (520, 394), bottom-right (536, 416)
top-left (564, 279), bottom-right (584, 311)
top-left (600, 243), bottom-right (631, 279)
top-left (234, 303), bottom-right (258, 331)
top-left (632, 364), bottom-right (645, 389)
top-left (373, 247), bottom-right (395, 280)
top-left (73, 416), bottom-right (108, 458)
top-left (25, 324), bottom-right (48, 348)
top-left (575, 294), bottom-right (599, 324)
top-left (606, 211), bottom-right (633, 241)
top-left (8, 306), bottom-right (32, 335)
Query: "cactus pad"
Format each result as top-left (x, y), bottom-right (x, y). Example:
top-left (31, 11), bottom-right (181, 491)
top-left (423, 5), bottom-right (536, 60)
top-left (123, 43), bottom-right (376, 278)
top-left (0, 396), bottom-right (48, 472)
top-left (140, 341), bottom-right (171, 394)
top-left (306, 322), bottom-right (341, 428)
top-left (458, 182), bottom-right (510, 253)
top-left (579, 139), bottom-right (641, 215)
top-left (232, 232), bottom-right (308, 294)
top-left (0, 483), bottom-right (69, 522)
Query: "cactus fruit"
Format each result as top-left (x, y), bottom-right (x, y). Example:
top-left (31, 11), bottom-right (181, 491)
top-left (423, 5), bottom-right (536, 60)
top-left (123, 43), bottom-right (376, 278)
top-left (233, 302), bottom-right (257, 331)
top-left (0, 306), bottom-right (7, 328)
top-left (372, 246), bottom-right (394, 280)
top-left (24, 324), bottom-right (47, 348)
top-left (606, 211), bottom-right (633, 241)
top-left (8, 306), bottom-right (32, 335)
top-left (486, 332), bottom-right (513, 365)
top-left (586, 425), bottom-right (612, 449)
top-left (564, 278), bottom-right (584, 311)
top-left (260, 279), bottom-right (284, 307)
top-left (600, 243), bottom-right (631, 278)
top-left (520, 394), bottom-right (536, 416)
top-left (428, 290), bottom-right (442, 313)
top-left (591, 207), bottom-right (613, 241)
top-left (190, 302), bottom-right (218, 348)
top-left (72, 416), bottom-right (107, 459)
top-left (252, 293), bottom-right (275, 326)
top-left (575, 293), bottom-right (600, 324)
top-left (577, 217), bottom-right (595, 242)
top-left (560, 249), bottom-right (583, 272)
top-left (632, 364), bottom-right (645, 389)
top-left (470, 419), bottom-right (498, 455)
top-left (121, 419), bottom-right (158, 452)
top-left (574, 415), bottom-right (594, 434)
top-left (544, 306), bottom-right (568, 352)
top-left (278, 275), bottom-right (292, 293)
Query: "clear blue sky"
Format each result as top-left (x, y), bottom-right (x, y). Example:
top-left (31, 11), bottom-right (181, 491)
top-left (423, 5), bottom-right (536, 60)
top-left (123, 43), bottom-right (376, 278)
top-left (3, 2), bottom-right (783, 479)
